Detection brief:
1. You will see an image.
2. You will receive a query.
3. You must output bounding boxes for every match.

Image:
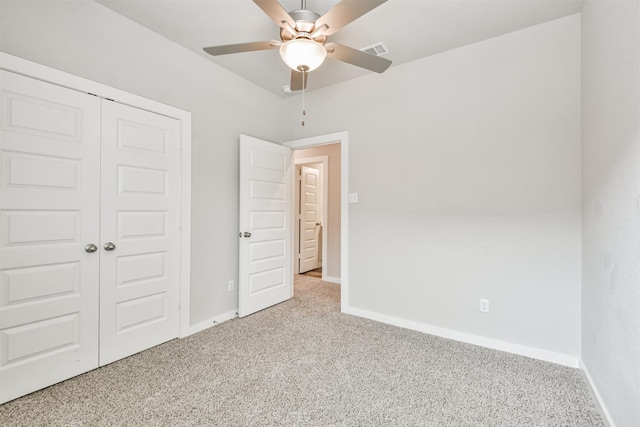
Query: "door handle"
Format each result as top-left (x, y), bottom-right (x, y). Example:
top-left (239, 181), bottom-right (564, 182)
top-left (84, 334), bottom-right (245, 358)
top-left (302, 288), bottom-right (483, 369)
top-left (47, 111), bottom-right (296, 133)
top-left (104, 242), bottom-right (116, 251)
top-left (239, 232), bottom-right (252, 238)
top-left (85, 243), bottom-right (98, 253)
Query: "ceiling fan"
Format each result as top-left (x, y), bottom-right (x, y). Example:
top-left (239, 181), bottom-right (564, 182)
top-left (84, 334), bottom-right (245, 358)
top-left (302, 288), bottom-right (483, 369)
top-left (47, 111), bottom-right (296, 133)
top-left (203, 0), bottom-right (392, 91)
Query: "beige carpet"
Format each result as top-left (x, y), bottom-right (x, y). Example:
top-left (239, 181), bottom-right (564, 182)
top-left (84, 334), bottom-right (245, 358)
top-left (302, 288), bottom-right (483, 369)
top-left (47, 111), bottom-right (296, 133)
top-left (0, 275), bottom-right (603, 426)
top-left (303, 268), bottom-right (322, 278)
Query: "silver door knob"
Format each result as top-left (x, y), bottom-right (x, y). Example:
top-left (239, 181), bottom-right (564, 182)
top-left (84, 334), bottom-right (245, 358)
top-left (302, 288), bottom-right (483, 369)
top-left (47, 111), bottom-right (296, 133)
top-left (85, 243), bottom-right (98, 253)
top-left (104, 242), bottom-right (116, 251)
top-left (243, 232), bottom-right (251, 238)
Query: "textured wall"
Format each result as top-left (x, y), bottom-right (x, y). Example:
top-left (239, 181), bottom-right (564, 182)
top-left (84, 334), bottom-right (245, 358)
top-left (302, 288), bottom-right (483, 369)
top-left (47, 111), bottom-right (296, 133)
top-left (581, 1), bottom-right (640, 426)
top-left (283, 16), bottom-right (582, 359)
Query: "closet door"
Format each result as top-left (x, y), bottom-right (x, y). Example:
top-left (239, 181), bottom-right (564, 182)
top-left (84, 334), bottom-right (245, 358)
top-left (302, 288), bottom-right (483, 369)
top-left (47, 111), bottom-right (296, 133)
top-left (0, 71), bottom-right (101, 403)
top-left (99, 101), bottom-right (181, 365)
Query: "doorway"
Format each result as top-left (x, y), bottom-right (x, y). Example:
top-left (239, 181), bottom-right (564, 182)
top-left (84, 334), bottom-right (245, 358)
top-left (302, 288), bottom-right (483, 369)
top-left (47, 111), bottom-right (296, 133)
top-left (295, 157), bottom-right (327, 277)
top-left (284, 132), bottom-right (349, 311)
top-left (238, 132), bottom-right (349, 317)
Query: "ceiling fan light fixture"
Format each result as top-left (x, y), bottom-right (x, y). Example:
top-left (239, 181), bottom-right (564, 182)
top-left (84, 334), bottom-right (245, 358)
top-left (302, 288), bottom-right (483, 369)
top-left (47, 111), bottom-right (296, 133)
top-left (279, 38), bottom-right (326, 72)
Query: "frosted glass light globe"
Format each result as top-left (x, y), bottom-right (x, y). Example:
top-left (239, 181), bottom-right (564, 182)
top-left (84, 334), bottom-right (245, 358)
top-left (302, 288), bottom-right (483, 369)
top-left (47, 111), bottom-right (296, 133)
top-left (279, 39), bottom-right (327, 72)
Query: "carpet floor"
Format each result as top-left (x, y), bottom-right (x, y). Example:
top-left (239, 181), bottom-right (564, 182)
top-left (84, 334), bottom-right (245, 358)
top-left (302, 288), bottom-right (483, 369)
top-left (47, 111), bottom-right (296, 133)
top-left (0, 276), bottom-right (603, 426)
top-left (303, 268), bottom-right (323, 278)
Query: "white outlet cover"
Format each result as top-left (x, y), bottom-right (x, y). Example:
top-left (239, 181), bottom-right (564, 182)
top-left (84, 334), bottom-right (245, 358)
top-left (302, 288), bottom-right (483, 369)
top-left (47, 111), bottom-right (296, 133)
top-left (348, 193), bottom-right (359, 203)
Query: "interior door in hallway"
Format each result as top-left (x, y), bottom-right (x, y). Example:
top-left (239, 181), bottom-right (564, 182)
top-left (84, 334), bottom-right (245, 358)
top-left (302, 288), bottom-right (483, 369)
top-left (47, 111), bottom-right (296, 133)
top-left (0, 71), bottom-right (101, 403)
top-left (299, 165), bottom-right (322, 273)
top-left (98, 101), bottom-right (181, 365)
top-left (238, 134), bottom-right (292, 317)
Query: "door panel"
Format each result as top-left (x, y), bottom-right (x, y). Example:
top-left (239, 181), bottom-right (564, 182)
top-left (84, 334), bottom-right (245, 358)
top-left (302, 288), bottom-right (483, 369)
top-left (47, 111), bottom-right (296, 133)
top-left (299, 165), bottom-right (321, 273)
top-left (0, 71), bottom-right (101, 404)
top-left (98, 101), bottom-right (181, 365)
top-left (239, 135), bottom-right (292, 317)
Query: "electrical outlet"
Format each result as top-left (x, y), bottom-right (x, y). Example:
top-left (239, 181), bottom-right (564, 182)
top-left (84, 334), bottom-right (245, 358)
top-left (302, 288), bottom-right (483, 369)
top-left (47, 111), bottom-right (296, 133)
top-left (228, 280), bottom-right (234, 291)
top-left (480, 299), bottom-right (490, 313)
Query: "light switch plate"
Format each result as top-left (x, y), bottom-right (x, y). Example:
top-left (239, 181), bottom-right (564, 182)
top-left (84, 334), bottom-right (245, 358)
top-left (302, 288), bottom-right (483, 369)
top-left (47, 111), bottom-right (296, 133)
top-left (348, 193), bottom-right (359, 203)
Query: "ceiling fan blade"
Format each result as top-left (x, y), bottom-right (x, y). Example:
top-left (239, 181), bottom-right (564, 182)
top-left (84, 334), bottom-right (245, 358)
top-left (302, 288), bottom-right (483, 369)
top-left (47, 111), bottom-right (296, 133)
top-left (325, 42), bottom-right (391, 73)
top-left (203, 40), bottom-right (280, 56)
top-left (253, 0), bottom-right (296, 29)
top-left (290, 70), bottom-right (307, 91)
top-left (315, 0), bottom-right (387, 36)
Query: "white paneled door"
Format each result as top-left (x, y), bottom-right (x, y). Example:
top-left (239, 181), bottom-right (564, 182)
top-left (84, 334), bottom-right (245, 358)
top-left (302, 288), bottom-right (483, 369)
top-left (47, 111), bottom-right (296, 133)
top-left (299, 165), bottom-right (322, 274)
top-left (0, 71), bottom-right (101, 403)
top-left (238, 135), bottom-right (292, 317)
top-left (99, 102), bottom-right (181, 365)
top-left (0, 70), bottom-right (182, 403)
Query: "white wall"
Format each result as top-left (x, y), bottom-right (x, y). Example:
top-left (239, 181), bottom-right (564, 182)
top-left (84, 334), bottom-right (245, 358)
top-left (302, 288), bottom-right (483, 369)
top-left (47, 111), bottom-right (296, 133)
top-left (0, 0), bottom-right (284, 327)
top-left (581, 1), bottom-right (640, 426)
top-left (295, 144), bottom-right (342, 279)
top-left (283, 16), bottom-right (582, 360)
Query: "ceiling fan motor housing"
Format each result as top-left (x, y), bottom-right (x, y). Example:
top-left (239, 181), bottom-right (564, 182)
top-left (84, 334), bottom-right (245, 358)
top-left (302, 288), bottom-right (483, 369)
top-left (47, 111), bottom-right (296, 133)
top-left (280, 9), bottom-right (326, 43)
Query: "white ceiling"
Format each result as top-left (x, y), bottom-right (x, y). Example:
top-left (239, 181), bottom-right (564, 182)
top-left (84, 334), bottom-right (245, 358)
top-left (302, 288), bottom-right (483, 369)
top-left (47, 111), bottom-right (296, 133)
top-left (95, 0), bottom-right (583, 97)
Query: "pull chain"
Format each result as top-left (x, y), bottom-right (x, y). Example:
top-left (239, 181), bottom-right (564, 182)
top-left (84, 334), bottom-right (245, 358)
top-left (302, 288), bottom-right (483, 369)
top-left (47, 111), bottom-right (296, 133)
top-left (301, 71), bottom-right (306, 126)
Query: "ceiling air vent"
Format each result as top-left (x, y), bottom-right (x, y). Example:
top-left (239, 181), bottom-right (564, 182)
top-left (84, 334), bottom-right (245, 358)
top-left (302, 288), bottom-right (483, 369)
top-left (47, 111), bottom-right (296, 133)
top-left (361, 42), bottom-right (389, 56)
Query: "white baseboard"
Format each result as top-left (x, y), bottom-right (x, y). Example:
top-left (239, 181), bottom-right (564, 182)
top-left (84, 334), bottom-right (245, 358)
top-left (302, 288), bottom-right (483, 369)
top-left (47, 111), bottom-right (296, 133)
top-left (323, 275), bottom-right (341, 284)
top-left (344, 306), bottom-right (579, 368)
top-left (188, 310), bottom-right (237, 336)
top-left (580, 358), bottom-right (615, 427)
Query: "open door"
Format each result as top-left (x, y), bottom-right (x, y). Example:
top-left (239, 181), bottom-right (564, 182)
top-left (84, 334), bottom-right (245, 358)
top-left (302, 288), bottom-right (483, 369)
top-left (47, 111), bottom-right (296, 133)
top-left (299, 165), bottom-right (322, 273)
top-left (238, 135), bottom-right (292, 317)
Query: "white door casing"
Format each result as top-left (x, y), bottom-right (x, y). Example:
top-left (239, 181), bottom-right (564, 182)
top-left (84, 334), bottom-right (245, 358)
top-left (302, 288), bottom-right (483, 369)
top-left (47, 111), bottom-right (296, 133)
top-left (238, 134), bottom-right (292, 317)
top-left (0, 71), bottom-right (101, 403)
top-left (299, 165), bottom-right (322, 273)
top-left (283, 132), bottom-right (349, 310)
top-left (99, 101), bottom-right (181, 364)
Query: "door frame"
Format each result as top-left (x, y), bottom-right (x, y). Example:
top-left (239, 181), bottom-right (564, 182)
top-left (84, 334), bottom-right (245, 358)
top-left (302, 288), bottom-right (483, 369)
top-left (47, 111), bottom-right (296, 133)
top-left (0, 52), bottom-right (193, 338)
top-left (295, 157), bottom-right (329, 278)
top-left (284, 132), bottom-right (349, 312)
